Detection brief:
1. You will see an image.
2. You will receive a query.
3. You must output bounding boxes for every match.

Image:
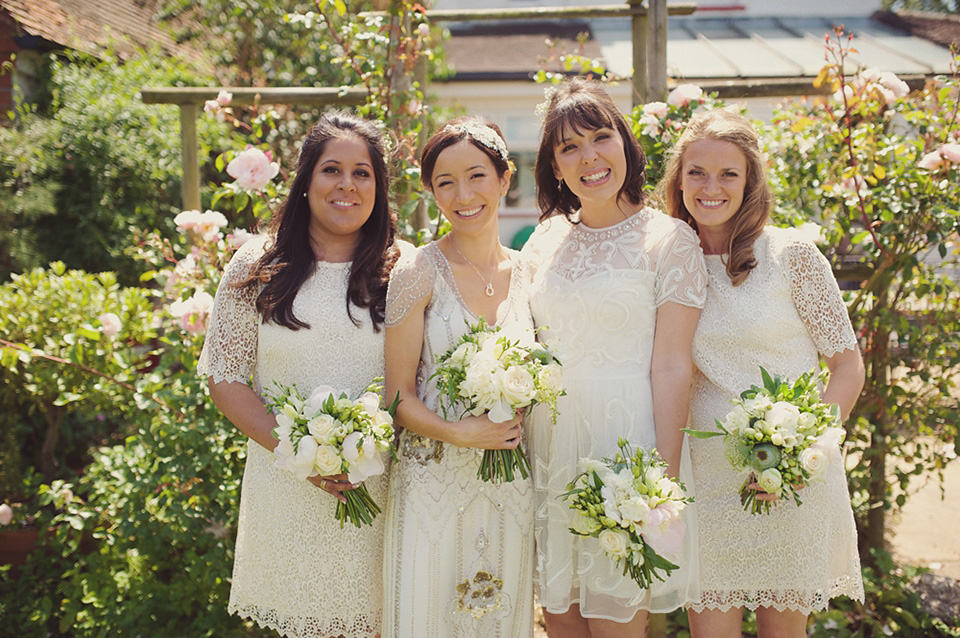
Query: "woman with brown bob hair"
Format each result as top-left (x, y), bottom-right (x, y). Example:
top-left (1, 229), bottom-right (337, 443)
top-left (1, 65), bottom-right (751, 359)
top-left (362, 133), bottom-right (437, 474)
top-left (522, 77), bottom-right (706, 637)
top-left (660, 109), bottom-right (865, 638)
top-left (198, 110), bottom-right (398, 638)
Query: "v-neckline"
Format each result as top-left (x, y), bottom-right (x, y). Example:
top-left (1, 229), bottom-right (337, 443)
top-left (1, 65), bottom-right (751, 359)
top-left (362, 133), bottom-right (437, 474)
top-left (430, 242), bottom-right (516, 327)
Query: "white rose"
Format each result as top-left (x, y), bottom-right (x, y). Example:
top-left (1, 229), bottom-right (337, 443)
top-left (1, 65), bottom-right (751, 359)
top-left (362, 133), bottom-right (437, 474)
top-left (598, 529), bottom-right (629, 558)
top-left (307, 414), bottom-right (338, 444)
top-left (499, 365), bottom-right (537, 407)
top-left (538, 363), bottom-right (564, 395)
top-left (757, 468), bottom-right (783, 494)
top-left (799, 447), bottom-right (828, 478)
top-left (313, 444), bottom-right (343, 476)
top-left (618, 497), bottom-right (651, 525)
top-left (724, 405), bottom-right (750, 433)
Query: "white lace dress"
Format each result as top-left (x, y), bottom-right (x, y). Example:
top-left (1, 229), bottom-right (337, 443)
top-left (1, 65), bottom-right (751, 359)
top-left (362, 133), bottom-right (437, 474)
top-left (522, 208), bottom-right (707, 621)
top-left (687, 226), bottom-right (864, 614)
top-left (381, 242), bottom-right (536, 638)
top-left (197, 235), bottom-right (388, 638)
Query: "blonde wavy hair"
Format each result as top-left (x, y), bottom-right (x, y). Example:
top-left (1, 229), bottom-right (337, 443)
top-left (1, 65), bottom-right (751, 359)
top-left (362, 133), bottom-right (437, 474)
top-left (659, 109), bottom-right (772, 286)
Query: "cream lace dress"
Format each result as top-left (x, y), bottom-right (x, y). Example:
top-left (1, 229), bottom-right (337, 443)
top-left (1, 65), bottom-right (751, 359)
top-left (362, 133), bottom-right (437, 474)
top-left (522, 208), bottom-right (707, 622)
top-left (197, 235), bottom-right (388, 638)
top-left (687, 226), bottom-right (864, 614)
top-left (381, 242), bottom-right (536, 638)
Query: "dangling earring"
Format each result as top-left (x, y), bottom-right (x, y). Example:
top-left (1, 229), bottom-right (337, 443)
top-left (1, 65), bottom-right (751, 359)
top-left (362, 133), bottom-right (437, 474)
top-left (558, 178), bottom-right (564, 191)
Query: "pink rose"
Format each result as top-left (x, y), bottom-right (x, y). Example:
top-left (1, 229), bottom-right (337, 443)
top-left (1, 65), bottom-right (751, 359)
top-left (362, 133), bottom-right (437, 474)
top-left (642, 101), bottom-right (668, 118)
top-left (99, 312), bottom-right (122, 338)
top-left (940, 143), bottom-right (960, 164)
top-left (0, 503), bottom-right (12, 526)
top-left (215, 89), bottom-right (233, 106)
top-left (203, 100), bottom-right (219, 114)
top-left (227, 147), bottom-right (280, 192)
top-left (170, 290), bottom-right (214, 334)
top-left (666, 84), bottom-right (702, 107)
top-left (918, 149), bottom-right (947, 171)
top-left (174, 209), bottom-right (203, 231)
top-left (878, 71), bottom-right (909, 99)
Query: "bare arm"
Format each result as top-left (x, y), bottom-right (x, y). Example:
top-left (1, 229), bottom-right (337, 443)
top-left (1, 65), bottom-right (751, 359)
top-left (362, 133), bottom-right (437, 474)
top-left (651, 301), bottom-right (701, 478)
top-left (384, 298), bottom-right (522, 449)
top-left (821, 346), bottom-right (865, 421)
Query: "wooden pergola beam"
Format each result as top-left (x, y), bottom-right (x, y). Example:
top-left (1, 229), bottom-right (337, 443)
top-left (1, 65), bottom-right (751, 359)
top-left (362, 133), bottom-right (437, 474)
top-left (357, 3), bottom-right (696, 21)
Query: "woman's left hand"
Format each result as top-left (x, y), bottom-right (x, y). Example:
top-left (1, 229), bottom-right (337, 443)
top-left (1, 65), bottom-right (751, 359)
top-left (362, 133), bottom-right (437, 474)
top-left (309, 473), bottom-right (354, 504)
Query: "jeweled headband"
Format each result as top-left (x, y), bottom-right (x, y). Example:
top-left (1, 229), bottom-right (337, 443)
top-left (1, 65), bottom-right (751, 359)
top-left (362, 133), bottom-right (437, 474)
top-left (443, 121), bottom-right (509, 162)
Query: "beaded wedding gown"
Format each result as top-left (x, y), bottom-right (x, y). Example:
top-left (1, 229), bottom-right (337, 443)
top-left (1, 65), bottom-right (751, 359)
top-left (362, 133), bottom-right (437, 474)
top-left (687, 226), bottom-right (864, 613)
top-left (198, 235), bottom-right (388, 638)
top-left (381, 242), bottom-right (536, 638)
top-left (522, 208), bottom-right (707, 621)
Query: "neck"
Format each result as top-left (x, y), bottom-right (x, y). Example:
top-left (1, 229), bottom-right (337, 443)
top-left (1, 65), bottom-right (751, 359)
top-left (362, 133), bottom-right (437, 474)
top-left (446, 231), bottom-right (503, 266)
top-left (579, 198), bottom-right (638, 229)
top-left (309, 231), bottom-right (359, 263)
top-left (697, 227), bottom-right (729, 255)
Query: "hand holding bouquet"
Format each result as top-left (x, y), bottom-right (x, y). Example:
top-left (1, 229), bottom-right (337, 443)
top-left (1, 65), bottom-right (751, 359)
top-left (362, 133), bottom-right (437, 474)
top-left (685, 366), bottom-right (844, 514)
top-left (267, 381), bottom-right (398, 528)
top-left (430, 318), bottom-right (564, 483)
top-left (561, 438), bottom-right (692, 590)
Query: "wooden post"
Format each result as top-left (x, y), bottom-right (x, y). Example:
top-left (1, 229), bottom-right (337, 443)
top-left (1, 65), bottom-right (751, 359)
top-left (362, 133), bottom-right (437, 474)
top-left (180, 103), bottom-right (201, 212)
top-left (414, 53), bottom-right (429, 232)
top-left (628, 0), bottom-right (648, 106)
top-left (649, 0), bottom-right (668, 101)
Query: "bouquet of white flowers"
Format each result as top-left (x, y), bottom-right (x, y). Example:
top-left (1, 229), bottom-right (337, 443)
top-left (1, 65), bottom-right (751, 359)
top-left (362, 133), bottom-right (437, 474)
top-left (431, 318), bottom-right (564, 483)
top-left (266, 381), bottom-right (398, 528)
top-left (685, 366), bottom-right (844, 514)
top-left (561, 438), bottom-right (692, 590)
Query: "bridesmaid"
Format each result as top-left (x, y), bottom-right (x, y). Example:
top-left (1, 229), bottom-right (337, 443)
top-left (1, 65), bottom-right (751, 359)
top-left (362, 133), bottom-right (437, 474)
top-left (198, 111), bottom-right (397, 638)
top-left (381, 116), bottom-right (536, 638)
top-left (660, 108), bottom-right (864, 638)
top-left (522, 77), bottom-right (706, 637)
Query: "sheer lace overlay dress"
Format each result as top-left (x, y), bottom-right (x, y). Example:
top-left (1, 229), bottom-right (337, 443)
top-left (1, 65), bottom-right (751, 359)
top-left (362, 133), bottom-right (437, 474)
top-left (381, 242), bottom-right (536, 638)
top-left (522, 209), bottom-right (707, 621)
top-left (197, 235), bottom-right (388, 638)
top-left (687, 226), bottom-right (864, 614)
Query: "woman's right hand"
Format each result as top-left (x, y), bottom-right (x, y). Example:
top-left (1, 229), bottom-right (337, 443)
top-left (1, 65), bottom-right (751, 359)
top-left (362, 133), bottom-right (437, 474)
top-left (308, 473), bottom-right (354, 504)
top-left (452, 413), bottom-right (523, 450)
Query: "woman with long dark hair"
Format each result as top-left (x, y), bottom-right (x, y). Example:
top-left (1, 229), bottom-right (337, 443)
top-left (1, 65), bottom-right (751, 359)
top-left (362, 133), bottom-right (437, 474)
top-left (198, 110), bottom-right (398, 638)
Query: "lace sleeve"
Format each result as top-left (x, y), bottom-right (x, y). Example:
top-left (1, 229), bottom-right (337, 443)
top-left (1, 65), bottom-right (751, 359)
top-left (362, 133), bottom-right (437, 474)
top-left (196, 237), bottom-right (267, 384)
top-left (654, 217), bottom-right (707, 308)
top-left (778, 234), bottom-right (859, 357)
top-left (385, 245), bottom-right (435, 327)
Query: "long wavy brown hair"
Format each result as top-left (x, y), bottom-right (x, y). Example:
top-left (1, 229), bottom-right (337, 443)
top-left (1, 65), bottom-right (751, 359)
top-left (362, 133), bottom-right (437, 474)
top-left (241, 110), bottom-right (397, 330)
top-left (659, 109), bottom-right (771, 286)
top-left (534, 77), bottom-right (647, 222)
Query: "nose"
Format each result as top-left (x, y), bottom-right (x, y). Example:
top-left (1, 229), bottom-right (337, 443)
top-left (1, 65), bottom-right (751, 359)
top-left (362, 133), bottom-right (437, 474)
top-left (455, 181), bottom-right (472, 203)
top-left (338, 173), bottom-right (356, 192)
top-left (581, 142), bottom-right (598, 163)
top-left (703, 174), bottom-right (721, 194)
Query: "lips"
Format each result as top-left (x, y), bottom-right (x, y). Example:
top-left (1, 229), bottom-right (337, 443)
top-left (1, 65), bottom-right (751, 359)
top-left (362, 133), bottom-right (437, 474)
top-left (331, 199), bottom-right (358, 208)
top-left (581, 169), bottom-right (610, 185)
top-left (697, 198), bottom-right (726, 209)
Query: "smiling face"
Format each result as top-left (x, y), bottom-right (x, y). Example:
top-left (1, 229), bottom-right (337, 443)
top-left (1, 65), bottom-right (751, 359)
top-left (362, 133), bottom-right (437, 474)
top-left (680, 137), bottom-right (748, 252)
top-left (552, 124), bottom-right (629, 217)
top-left (306, 134), bottom-right (377, 259)
top-left (430, 139), bottom-right (510, 237)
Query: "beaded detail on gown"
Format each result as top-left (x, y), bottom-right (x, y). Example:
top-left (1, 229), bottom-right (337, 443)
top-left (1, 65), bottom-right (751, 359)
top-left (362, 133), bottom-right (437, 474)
top-left (522, 209), bottom-right (707, 621)
top-left (198, 235), bottom-right (387, 638)
top-left (687, 226), bottom-right (864, 613)
top-left (381, 242), bottom-right (536, 638)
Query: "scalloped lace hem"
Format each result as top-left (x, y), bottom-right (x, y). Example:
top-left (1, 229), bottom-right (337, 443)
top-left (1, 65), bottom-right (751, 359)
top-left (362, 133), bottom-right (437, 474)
top-left (230, 603), bottom-right (381, 638)
top-left (686, 579), bottom-right (864, 614)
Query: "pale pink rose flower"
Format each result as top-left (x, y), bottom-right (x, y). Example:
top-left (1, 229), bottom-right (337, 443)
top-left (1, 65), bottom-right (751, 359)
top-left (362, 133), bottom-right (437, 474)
top-left (175, 252), bottom-right (199, 279)
top-left (203, 100), bottom-right (220, 114)
top-left (194, 210), bottom-right (229, 242)
top-left (226, 228), bottom-right (253, 249)
top-left (918, 149), bottom-right (947, 171)
top-left (215, 89), bottom-right (233, 106)
top-left (417, 22), bottom-right (430, 38)
top-left (174, 209), bottom-right (203, 232)
top-left (878, 71), bottom-right (909, 99)
top-left (940, 143), bottom-right (960, 164)
top-left (170, 290), bottom-right (214, 334)
top-left (860, 67), bottom-right (882, 84)
top-left (638, 113), bottom-right (661, 136)
top-left (0, 503), bottom-right (12, 526)
top-left (667, 83), bottom-right (703, 107)
top-left (642, 101), bottom-right (668, 118)
top-left (99, 312), bottom-right (122, 338)
top-left (227, 147), bottom-right (280, 192)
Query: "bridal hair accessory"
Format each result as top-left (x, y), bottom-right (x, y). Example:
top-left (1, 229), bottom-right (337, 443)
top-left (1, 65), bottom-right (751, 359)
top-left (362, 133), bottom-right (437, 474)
top-left (445, 121), bottom-right (509, 162)
top-left (535, 85), bottom-right (558, 121)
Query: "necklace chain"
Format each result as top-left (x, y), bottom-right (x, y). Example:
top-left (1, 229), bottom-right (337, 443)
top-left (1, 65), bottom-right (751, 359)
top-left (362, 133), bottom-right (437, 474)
top-left (448, 237), bottom-right (496, 297)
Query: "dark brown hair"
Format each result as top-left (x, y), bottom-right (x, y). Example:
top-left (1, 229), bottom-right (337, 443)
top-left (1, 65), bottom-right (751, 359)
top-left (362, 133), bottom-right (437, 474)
top-left (534, 77), bottom-right (646, 221)
top-left (420, 115), bottom-right (511, 189)
top-left (659, 109), bottom-right (771, 286)
top-left (243, 110), bottom-right (396, 330)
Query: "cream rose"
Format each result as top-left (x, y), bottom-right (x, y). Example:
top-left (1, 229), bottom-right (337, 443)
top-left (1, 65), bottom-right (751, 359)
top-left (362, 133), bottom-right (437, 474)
top-left (538, 363), bottom-right (563, 395)
top-left (799, 447), bottom-right (828, 478)
top-left (313, 444), bottom-right (343, 476)
top-left (307, 414), bottom-right (338, 444)
top-left (598, 529), bottom-right (629, 558)
top-left (757, 468), bottom-right (783, 494)
top-left (499, 365), bottom-right (537, 407)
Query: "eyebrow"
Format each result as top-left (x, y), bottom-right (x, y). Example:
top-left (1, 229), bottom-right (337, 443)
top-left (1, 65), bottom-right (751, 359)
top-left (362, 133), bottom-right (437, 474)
top-left (433, 164), bottom-right (487, 179)
top-left (320, 158), bottom-right (373, 169)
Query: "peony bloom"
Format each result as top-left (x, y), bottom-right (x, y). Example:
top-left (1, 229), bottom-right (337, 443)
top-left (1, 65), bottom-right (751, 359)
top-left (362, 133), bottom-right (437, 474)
top-left (667, 83), bottom-right (703, 107)
top-left (637, 113), bottom-right (661, 136)
top-left (169, 290), bottom-right (214, 334)
top-left (99, 312), bottom-right (122, 338)
top-left (227, 147), bottom-right (280, 192)
top-left (0, 503), bottom-right (12, 526)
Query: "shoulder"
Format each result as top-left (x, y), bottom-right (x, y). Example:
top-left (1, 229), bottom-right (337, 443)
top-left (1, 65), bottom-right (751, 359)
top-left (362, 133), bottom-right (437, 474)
top-left (521, 214), bottom-right (572, 261)
top-left (222, 233), bottom-right (271, 284)
top-left (645, 207), bottom-right (698, 238)
top-left (390, 241), bottom-right (439, 281)
top-left (765, 225), bottom-right (823, 262)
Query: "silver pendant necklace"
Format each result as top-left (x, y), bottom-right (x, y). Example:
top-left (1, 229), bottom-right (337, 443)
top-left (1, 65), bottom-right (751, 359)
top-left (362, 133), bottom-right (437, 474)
top-left (448, 237), bottom-right (496, 297)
